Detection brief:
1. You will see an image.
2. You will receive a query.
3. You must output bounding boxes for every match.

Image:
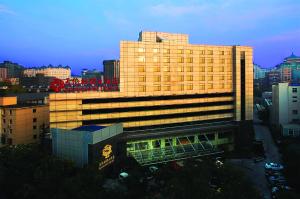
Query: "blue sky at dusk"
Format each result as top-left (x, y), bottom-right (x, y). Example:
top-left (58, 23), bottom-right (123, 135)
top-left (0, 0), bottom-right (300, 75)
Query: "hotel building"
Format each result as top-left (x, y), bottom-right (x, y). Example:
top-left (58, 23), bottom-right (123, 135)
top-left (50, 31), bottom-right (253, 165)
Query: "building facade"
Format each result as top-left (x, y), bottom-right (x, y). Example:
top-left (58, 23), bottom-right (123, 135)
top-left (271, 83), bottom-right (300, 137)
top-left (254, 64), bottom-right (268, 79)
top-left (0, 61), bottom-right (24, 78)
top-left (103, 60), bottom-right (120, 81)
top-left (276, 53), bottom-right (300, 83)
top-left (23, 66), bottom-right (71, 79)
top-left (0, 96), bottom-right (49, 146)
top-left (0, 67), bottom-right (8, 80)
top-left (49, 31), bottom-right (253, 165)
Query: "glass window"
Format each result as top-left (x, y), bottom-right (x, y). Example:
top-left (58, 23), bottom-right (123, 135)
top-left (138, 47), bottom-right (145, 52)
top-left (177, 57), bottom-right (184, 63)
top-left (292, 88), bottom-right (297, 93)
top-left (153, 48), bottom-right (159, 53)
top-left (207, 50), bottom-right (213, 55)
top-left (154, 85), bottom-right (161, 91)
top-left (138, 56), bottom-right (145, 62)
top-left (33, 126), bottom-right (37, 130)
top-left (292, 110), bottom-right (298, 115)
top-left (33, 109), bottom-right (36, 113)
top-left (187, 57), bottom-right (193, 63)
top-left (33, 118), bottom-right (37, 122)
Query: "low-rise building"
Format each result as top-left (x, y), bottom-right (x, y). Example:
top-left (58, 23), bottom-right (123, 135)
top-left (271, 83), bottom-right (300, 137)
top-left (0, 96), bottom-right (49, 146)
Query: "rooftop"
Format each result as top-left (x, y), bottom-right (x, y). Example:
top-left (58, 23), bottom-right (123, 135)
top-left (73, 125), bottom-right (106, 132)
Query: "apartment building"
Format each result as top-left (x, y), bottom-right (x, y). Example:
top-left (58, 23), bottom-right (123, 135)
top-left (49, 31), bottom-right (253, 165)
top-left (0, 96), bottom-right (49, 146)
top-left (271, 83), bottom-right (300, 137)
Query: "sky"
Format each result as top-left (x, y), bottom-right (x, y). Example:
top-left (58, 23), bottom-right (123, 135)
top-left (0, 0), bottom-right (300, 75)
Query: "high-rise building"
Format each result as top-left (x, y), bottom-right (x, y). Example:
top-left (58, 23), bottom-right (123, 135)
top-left (277, 53), bottom-right (300, 83)
top-left (103, 60), bottom-right (120, 81)
top-left (271, 83), bottom-right (300, 137)
top-left (254, 64), bottom-right (268, 79)
top-left (23, 65), bottom-right (71, 79)
top-left (49, 31), bottom-right (253, 165)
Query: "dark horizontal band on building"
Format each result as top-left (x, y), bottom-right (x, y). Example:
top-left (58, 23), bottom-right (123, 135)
top-left (82, 109), bottom-right (234, 125)
top-left (82, 100), bottom-right (234, 114)
top-left (82, 92), bottom-right (234, 104)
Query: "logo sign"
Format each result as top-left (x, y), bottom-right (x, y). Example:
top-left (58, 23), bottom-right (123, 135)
top-left (99, 144), bottom-right (115, 170)
top-left (50, 78), bottom-right (119, 93)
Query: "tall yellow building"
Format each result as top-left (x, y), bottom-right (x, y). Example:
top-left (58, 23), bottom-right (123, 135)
top-left (50, 31), bottom-right (253, 165)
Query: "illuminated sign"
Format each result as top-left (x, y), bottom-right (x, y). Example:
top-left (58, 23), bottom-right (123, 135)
top-left (50, 78), bottom-right (119, 93)
top-left (99, 144), bottom-right (115, 170)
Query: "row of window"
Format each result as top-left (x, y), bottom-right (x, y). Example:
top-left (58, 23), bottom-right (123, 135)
top-left (137, 66), bottom-right (232, 72)
top-left (2, 118), bottom-right (37, 124)
top-left (2, 108), bottom-right (37, 115)
top-left (137, 57), bottom-right (228, 63)
top-left (134, 48), bottom-right (229, 55)
top-left (137, 75), bottom-right (231, 82)
top-left (139, 84), bottom-right (229, 92)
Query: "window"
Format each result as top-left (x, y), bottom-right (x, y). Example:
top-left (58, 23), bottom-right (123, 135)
top-left (163, 49), bottom-right (170, 54)
top-left (3, 128), bottom-right (6, 133)
top-left (178, 75), bottom-right (184, 81)
top-left (293, 100), bottom-right (297, 103)
top-left (163, 67), bottom-right (170, 72)
top-left (138, 86), bottom-right (146, 92)
top-left (186, 66), bottom-right (193, 72)
top-left (138, 47), bottom-right (145, 52)
top-left (218, 131), bottom-right (231, 139)
top-left (33, 135), bottom-right (37, 139)
top-left (219, 84), bottom-right (225, 89)
top-left (154, 85), bottom-right (161, 91)
top-left (219, 76), bottom-right (224, 80)
top-left (10, 129), bottom-right (12, 134)
top-left (33, 109), bottom-right (36, 113)
top-left (3, 119), bottom-right (5, 123)
top-left (292, 110), bottom-right (298, 115)
top-left (153, 48), bottom-right (159, 53)
top-left (292, 88), bottom-right (297, 93)
top-left (178, 57), bottom-right (184, 63)
top-left (178, 49), bottom-right (184, 54)
top-left (200, 76), bottom-right (205, 81)
top-left (163, 57), bottom-right (170, 63)
top-left (200, 58), bottom-right (205, 64)
top-left (33, 126), bottom-right (37, 130)
top-left (153, 57), bottom-right (159, 62)
top-left (152, 140), bottom-right (161, 148)
top-left (33, 118), bottom-right (37, 122)
top-left (187, 75), bottom-right (193, 81)
top-left (208, 66), bottom-right (213, 72)
top-left (208, 75), bottom-right (213, 81)
top-left (138, 67), bottom-right (145, 72)
top-left (10, 110), bottom-right (12, 115)
top-left (153, 67), bottom-right (160, 72)
top-left (199, 66), bottom-right (205, 72)
top-left (164, 76), bottom-right (170, 82)
top-left (292, 96), bottom-right (297, 99)
top-left (154, 76), bottom-right (161, 82)
top-left (138, 56), bottom-right (145, 62)
top-left (186, 49), bottom-right (193, 54)
top-left (288, 129), bottom-right (293, 136)
top-left (163, 85), bottom-right (171, 91)
top-left (208, 84), bottom-right (213, 89)
top-left (208, 58), bottom-right (213, 63)
top-left (207, 50), bottom-right (213, 55)
top-left (200, 50), bottom-right (205, 55)
top-left (165, 138), bottom-right (172, 146)
top-left (219, 66), bottom-right (224, 72)
top-left (177, 66), bottom-right (184, 72)
top-left (9, 119), bottom-right (12, 124)
top-left (135, 142), bottom-right (148, 150)
top-left (187, 84), bottom-right (193, 90)
top-left (138, 76), bottom-right (145, 82)
top-left (199, 84), bottom-right (205, 90)
top-left (220, 51), bottom-right (225, 55)
top-left (220, 59), bottom-right (225, 64)
top-left (187, 57), bottom-right (193, 63)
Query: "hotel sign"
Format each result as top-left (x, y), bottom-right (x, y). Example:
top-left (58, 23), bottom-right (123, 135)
top-left (98, 144), bottom-right (115, 170)
top-left (50, 78), bottom-right (119, 93)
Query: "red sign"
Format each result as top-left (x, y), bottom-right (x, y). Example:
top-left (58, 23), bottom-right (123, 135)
top-left (50, 78), bottom-right (119, 93)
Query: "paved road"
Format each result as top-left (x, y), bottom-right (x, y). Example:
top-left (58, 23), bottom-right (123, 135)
top-left (230, 109), bottom-right (281, 199)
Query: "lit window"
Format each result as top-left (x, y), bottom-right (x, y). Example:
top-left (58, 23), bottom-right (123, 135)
top-left (187, 66), bottom-right (193, 72)
top-left (186, 49), bottom-right (193, 54)
top-left (199, 67), bottom-right (205, 72)
top-left (219, 76), bottom-right (224, 80)
top-left (153, 67), bottom-right (160, 72)
top-left (199, 84), bottom-right (205, 90)
top-left (208, 84), bottom-right (213, 89)
top-left (199, 76), bottom-right (205, 81)
top-left (163, 57), bottom-right (170, 63)
top-left (177, 66), bottom-right (184, 72)
top-left (164, 76), bottom-right (170, 82)
top-left (154, 76), bottom-right (161, 82)
top-left (163, 67), bottom-right (170, 72)
top-left (187, 75), bottom-right (193, 81)
top-left (208, 75), bottom-right (213, 81)
top-left (153, 57), bottom-right (159, 62)
top-left (163, 49), bottom-right (170, 54)
top-left (138, 67), bottom-right (145, 72)
top-left (200, 58), bottom-right (205, 64)
top-left (208, 66), bottom-right (213, 72)
top-left (177, 57), bottom-right (184, 63)
top-left (207, 50), bottom-right (213, 55)
top-left (219, 66), bottom-right (224, 72)
top-left (178, 49), bottom-right (184, 54)
top-left (138, 56), bottom-right (145, 62)
top-left (138, 76), bottom-right (145, 82)
top-left (163, 85), bottom-right (171, 91)
top-left (187, 84), bottom-right (193, 90)
top-left (139, 85), bottom-right (146, 92)
top-left (153, 48), bottom-right (159, 53)
top-left (200, 50), bottom-right (205, 55)
top-left (178, 75), bottom-right (184, 81)
top-left (208, 58), bottom-right (213, 64)
top-left (138, 47), bottom-right (145, 52)
top-left (187, 57), bottom-right (193, 63)
top-left (154, 85), bottom-right (161, 91)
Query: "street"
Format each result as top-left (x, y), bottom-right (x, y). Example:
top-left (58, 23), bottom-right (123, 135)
top-left (230, 109), bottom-right (281, 199)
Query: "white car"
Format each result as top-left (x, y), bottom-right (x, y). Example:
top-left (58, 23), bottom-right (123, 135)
top-left (265, 163), bottom-right (284, 171)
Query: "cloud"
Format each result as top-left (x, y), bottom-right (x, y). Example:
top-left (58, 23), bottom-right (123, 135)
top-left (0, 4), bottom-right (16, 15)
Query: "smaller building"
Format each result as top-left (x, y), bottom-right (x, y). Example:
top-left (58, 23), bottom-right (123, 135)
top-left (271, 83), bottom-right (300, 137)
top-left (81, 69), bottom-right (103, 80)
top-left (254, 64), bottom-right (269, 80)
top-left (264, 71), bottom-right (281, 91)
top-left (51, 124), bottom-right (124, 168)
top-left (0, 96), bottom-right (49, 146)
top-left (0, 67), bottom-right (8, 80)
top-left (103, 60), bottom-right (120, 81)
top-left (0, 61), bottom-right (24, 78)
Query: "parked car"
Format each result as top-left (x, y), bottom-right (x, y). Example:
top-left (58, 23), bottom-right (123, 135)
top-left (265, 163), bottom-right (284, 171)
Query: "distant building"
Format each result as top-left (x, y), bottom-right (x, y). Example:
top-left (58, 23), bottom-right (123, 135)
top-left (254, 64), bottom-right (269, 79)
top-left (23, 65), bottom-right (71, 79)
top-left (20, 74), bottom-right (54, 91)
top-left (0, 96), bottom-right (49, 146)
top-left (264, 71), bottom-right (281, 91)
top-left (0, 61), bottom-right (24, 78)
top-left (0, 67), bottom-right (8, 80)
top-left (277, 53), bottom-right (300, 83)
top-left (81, 69), bottom-right (103, 80)
top-left (271, 83), bottom-right (300, 137)
top-left (103, 60), bottom-right (120, 81)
